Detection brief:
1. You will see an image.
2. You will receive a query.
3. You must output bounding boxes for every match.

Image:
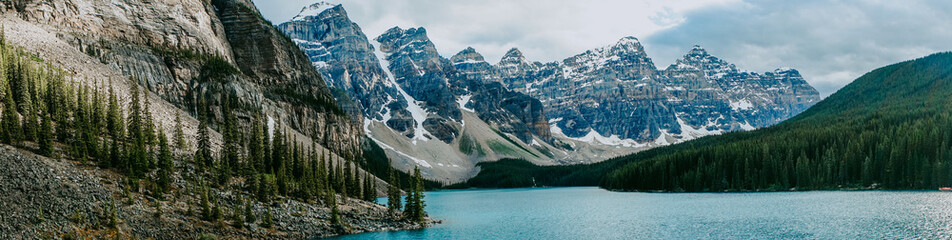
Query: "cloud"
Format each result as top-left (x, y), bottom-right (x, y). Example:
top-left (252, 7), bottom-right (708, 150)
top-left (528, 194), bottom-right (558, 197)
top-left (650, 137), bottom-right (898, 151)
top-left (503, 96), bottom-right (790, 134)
top-left (253, 0), bottom-right (735, 62)
top-left (254, 0), bottom-right (952, 97)
top-left (644, 0), bottom-right (952, 96)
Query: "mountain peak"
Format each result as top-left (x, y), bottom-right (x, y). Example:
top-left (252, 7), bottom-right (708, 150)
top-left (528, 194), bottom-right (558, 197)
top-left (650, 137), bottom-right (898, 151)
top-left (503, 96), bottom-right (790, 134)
top-left (691, 44), bottom-right (704, 51)
top-left (451, 47), bottom-right (486, 64)
top-left (499, 48), bottom-right (527, 63)
top-left (680, 44), bottom-right (725, 62)
top-left (291, 2), bottom-right (341, 21)
top-left (503, 48), bottom-right (524, 57)
top-left (606, 36), bottom-right (646, 55)
top-left (617, 36), bottom-right (641, 45)
top-left (666, 44), bottom-right (738, 76)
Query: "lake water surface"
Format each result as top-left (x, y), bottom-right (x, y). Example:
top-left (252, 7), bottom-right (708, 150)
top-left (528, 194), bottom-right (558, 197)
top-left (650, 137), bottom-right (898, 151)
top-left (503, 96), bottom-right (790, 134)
top-left (330, 187), bottom-right (952, 239)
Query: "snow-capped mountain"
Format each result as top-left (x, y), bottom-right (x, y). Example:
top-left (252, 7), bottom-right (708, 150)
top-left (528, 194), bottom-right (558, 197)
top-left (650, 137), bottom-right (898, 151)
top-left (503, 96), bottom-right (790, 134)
top-left (278, 2), bottom-right (820, 181)
top-left (502, 39), bottom-right (819, 145)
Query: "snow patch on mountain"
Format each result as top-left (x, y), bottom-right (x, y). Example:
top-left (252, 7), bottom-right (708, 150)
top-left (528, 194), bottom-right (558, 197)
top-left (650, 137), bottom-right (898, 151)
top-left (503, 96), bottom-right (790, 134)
top-left (730, 99), bottom-right (753, 111)
top-left (291, 2), bottom-right (338, 21)
top-left (457, 94), bottom-right (474, 112)
top-left (372, 40), bottom-right (432, 144)
top-left (676, 116), bottom-right (724, 141)
top-left (363, 119), bottom-right (432, 168)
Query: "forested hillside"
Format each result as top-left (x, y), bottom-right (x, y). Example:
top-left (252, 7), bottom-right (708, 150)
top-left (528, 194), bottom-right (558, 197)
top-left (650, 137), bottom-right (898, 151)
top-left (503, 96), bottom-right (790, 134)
top-left (603, 52), bottom-right (952, 191)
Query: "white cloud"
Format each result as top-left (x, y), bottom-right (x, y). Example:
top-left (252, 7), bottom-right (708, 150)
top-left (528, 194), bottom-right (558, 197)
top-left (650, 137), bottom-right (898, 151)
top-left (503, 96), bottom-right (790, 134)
top-left (644, 0), bottom-right (952, 97)
top-left (254, 0), bottom-right (735, 62)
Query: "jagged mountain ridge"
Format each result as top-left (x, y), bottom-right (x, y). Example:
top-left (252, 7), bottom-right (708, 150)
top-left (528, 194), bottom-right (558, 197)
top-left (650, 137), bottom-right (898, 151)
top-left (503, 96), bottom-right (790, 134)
top-left (279, 2), bottom-right (820, 181)
top-left (502, 38), bottom-right (820, 145)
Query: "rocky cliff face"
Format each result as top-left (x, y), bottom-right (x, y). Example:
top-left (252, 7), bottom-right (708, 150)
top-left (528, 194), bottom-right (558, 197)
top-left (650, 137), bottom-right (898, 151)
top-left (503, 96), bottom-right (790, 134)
top-left (276, 3), bottom-right (413, 127)
top-left (450, 48), bottom-right (552, 144)
top-left (211, 0), bottom-right (362, 154)
top-left (5, 0), bottom-right (363, 157)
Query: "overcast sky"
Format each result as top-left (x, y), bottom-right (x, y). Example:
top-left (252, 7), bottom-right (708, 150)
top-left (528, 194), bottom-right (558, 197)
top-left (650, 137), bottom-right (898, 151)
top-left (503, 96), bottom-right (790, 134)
top-left (253, 0), bottom-right (952, 97)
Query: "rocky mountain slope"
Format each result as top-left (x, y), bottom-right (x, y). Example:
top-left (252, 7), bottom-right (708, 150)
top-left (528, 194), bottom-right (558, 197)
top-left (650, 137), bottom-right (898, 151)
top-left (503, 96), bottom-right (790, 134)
top-left (0, 144), bottom-right (419, 239)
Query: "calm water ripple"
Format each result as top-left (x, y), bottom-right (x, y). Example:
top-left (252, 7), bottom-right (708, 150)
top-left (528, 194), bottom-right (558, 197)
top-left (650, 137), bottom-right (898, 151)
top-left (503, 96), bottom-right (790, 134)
top-left (329, 187), bottom-right (952, 239)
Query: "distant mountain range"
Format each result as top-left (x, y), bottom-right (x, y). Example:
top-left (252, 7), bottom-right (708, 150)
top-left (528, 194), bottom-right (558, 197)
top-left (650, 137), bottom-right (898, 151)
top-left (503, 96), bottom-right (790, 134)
top-left (278, 2), bottom-right (820, 182)
top-left (462, 52), bottom-right (952, 191)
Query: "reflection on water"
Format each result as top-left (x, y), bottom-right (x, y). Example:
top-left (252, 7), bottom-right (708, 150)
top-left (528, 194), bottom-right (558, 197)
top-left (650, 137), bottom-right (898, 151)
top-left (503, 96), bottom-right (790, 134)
top-left (329, 187), bottom-right (952, 239)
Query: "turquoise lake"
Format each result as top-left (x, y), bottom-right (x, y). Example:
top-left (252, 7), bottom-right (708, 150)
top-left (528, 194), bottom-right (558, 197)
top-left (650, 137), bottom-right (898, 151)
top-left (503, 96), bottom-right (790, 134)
top-left (329, 187), bottom-right (952, 239)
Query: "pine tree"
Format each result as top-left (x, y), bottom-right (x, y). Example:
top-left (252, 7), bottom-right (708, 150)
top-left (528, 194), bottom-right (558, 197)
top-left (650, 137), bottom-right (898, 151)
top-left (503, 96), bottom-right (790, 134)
top-left (73, 86), bottom-right (89, 163)
top-left (344, 162), bottom-right (357, 198)
top-left (44, 75), bottom-right (59, 124)
top-left (271, 126), bottom-right (284, 174)
top-left (126, 84), bottom-right (147, 177)
top-left (249, 114), bottom-right (264, 174)
top-left (90, 84), bottom-right (105, 159)
top-left (53, 85), bottom-right (70, 144)
top-left (18, 74), bottom-right (36, 142)
top-left (1, 84), bottom-right (20, 145)
top-left (261, 208), bottom-right (273, 229)
top-left (156, 128), bottom-right (173, 194)
top-left (277, 170), bottom-right (288, 196)
top-left (292, 142), bottom-right (303, 181)
top-left (201, 189), bottom-right (212, 221)
top-left (173, 111), bottom-right (186, 150)
top-left (244, 198), bottom-right (255, 224)
top-left (256, 175), bottom-right (272, 203)
top-left (221, 93), bottom-right (237, 181)
top-left (106, 84), bottom-right (123, 140)
top-left (412, 167), bottom-right (427, 223)
top-left (387, 165), bottom-right (402, 212)
top-left (212, 200), bottom-right (222, 222)
top-left (326, 188), bottom-right (341, 225)
top-left (363, 172), bottom-right (374, 202)
top-left (403, 175), bottom-right (416, 220)
top-left (403, 167), bottom-right (427, 224)
top-left (337, 159), bottom-right (347, 199)
top-left (38, 110), bottom-right (53, 157)
top-left (141, 89), bottom-right (155, 145)
top-left (106, 138), bottom-right (120, 169)
top-left (153, 200), bottom-right (162, 218)
top-left (196, 98), bottom-right (212, 168)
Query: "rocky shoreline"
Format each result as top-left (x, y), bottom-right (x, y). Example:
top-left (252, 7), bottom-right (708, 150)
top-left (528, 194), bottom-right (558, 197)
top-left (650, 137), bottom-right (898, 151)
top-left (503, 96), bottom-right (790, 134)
top-left (0, 144), bottom-right (433, 239)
